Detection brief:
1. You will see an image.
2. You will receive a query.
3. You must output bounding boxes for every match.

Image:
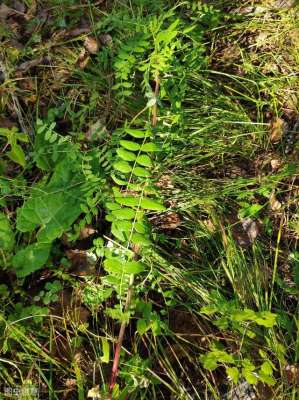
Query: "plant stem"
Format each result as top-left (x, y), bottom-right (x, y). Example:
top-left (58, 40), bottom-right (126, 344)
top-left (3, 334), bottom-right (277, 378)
top-left (108, 77), bottom-right (160, 398)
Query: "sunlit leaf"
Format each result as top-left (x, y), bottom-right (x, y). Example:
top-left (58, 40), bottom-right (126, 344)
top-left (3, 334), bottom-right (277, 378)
top-left (120, 140), bottom-right (140, 151)
top-left (113, 161), bottom-right (132, 174)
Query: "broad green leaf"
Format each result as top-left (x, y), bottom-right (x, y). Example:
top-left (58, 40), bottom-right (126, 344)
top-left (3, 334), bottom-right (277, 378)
top-left (124, 128), bottom-right (150, 138)
top-left (136, 154), bottom-right (153, 167)
top-left (16, 158), bottom-right (83, 243)
top-left (124, 261), bottom-right (146, 274)
top-left (112, 208), bottom-right (136, 220)
top-left (226, 367), bottom-right (239, 384)
top-left (140, 142), bottom-right (160, 152)
top-left (116, 148), bottom-right (136, 161)
top-left (7, 144), bottom-right (26, 167)
top-left (113, 161), bottom-right (132, 174)
top-left (12, 243), bottom-right (51, 278)
top-left (120, 140), bottom-right (140, 151)
top-left (0, 212), bottom-right (15, 252)
top-left (100, 337), bottom-right (110, 364)
top-left (133, 167), bottom-right (151, 178)
top-left (115, 196), bottom-right (140, 207)
top-left (140, 198), bottom-right (166, 211)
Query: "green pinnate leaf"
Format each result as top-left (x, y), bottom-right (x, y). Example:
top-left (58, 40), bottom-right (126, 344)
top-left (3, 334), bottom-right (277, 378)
top-left (120, 140), bottom-right (140, 151)
top-left (140, 198), bottom-right (166, 211)
top-left (115, 196), bottom-right (140, 207)
top-left (131, 233), bottom-right (151, 246)
top-left (133, 167), bottom-right (151, 177)
top-left (124, 128), bottom-right (151, 138)
top-left (112, 208), bottom-right (136, 220)
top-left (124, 261), bottom-right (146, 274)
top-left (136, 154), bottom-right (153, 167)
top-left (140, 142), bottom-right (160, 152)
top-left (103, 258), bottom-right (123, 274)
top-left (111, 174), bottom-right (128, 186)
top-left (113, 161), bottom-right (132, 174)
top-left (116, 148), bottom-right (136, 161)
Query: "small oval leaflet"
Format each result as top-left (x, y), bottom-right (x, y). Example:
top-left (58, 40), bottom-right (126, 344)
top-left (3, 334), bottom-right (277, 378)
top-left (131, 232), bottom-right (151, 246)
top-left (124, 261), bottom-right (146, 274)
top-left (140, 198), bottom-right (166, 211)
top-left (140, 142), bottom-right (160, 152)
top-left (120, 140), bottom-right (140, 151)
top-left (113, 161), bottom-right (132, 174)
top-left (116, 148), bottom-right (136, 161)
top-left (136, 154), bottom-right (153, 167)
top-left (124, 128), bottom-right (151, 138)
top-left (112, 208), bottom-right (136, 220)
top-left (133, 167), bottom-right (151, 177)
top-left (115, 197), bottom-right (140, 207)
top-left (111, 174), bottom-right (128, 186)
top-left (104, 258), bottom-right (123, 274)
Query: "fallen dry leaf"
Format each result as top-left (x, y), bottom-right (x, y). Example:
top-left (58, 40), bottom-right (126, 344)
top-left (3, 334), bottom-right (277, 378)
top-left (269, 192), bottom-right (282, 211)
top-left (270, 159), bottom-right (282, 171)
top-left (241, 218), bottom-right (260, 243)
top-left (0, 4), bottom-right (16, 21)
top-left (270, 117), bottom-right (287, 143)
top-left (24, 0), bottom-right (37, 20)
top-left (85, 120), bottom-right (108, 142)
top-left (79, 224), bottom-right (97, 239)
top-left (77, 48), bottom-right (90, 69)
top-left (11, 0), bottom-right (26, 13)
top-left (65, 249), bottom-right (96, 276)
top-left (84, 36), bottom-right (99, 54)
top-left (152, 212), bottom-right (181, 230)
top-left (283, 364), bottom-right (299, 384)
top-left (87, 386), bottom-right (101, 398)
top-left (16, 57), bottom-right (43, 74)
